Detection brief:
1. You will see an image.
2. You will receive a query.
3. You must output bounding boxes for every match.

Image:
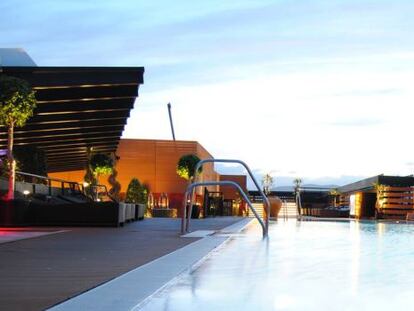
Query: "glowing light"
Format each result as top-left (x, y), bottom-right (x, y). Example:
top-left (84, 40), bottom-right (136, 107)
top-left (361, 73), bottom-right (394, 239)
top-left (23, 190), bottom-right (30, 196)
top-left (83, 182), bottom-right (89, 187)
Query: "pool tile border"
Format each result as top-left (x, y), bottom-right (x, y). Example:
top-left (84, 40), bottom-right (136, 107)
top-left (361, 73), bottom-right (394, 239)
top-left (48, 218), bottom-right (253, 311)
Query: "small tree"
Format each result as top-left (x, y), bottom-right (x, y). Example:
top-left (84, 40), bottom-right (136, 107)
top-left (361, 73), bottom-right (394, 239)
top-left (126, 178), bottom-right (148, 204)
top-left (0, 75), bottom-right (37, 200)
top-left (126, 178), bottom-right (141, 203)
top-left (329, 188), bottom-right (339, 208)
top-left (293, 178), bottom-right (303, 216)
top-left (293, 178), bottom-right (302, 194)
top-left (108, 153), bottom-right (121, 202)
top-left (14, 145), bottom-right (47, 177)
top-left (177, 154), bottom-right (202, 219)
top-left (262, 173), bottom-right (274, 196)
top-left (374, 182), bottom-right (386, 210)
top-left (90, 153), bottom-right (114, 182)
top-left (176, 154), bottom-right (202, 183)
top-left (140, 184), bottom-right (149, 205)
top-left (84, 147), bottom-right (97, 188)
top-left (83, 152), bottom-right (113, 200)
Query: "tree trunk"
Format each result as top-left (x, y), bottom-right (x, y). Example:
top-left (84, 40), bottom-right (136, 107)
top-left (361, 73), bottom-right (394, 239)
top-left (7, 124), bottom-right (15, 200)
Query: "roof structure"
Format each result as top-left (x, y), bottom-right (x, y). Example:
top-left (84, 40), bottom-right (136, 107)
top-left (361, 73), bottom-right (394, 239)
top-left (337, 175), bottom-right (414, 193)
top-left (0, 48), bottom-right (37, 66)
top-left (0, 49), bottom-right (144, 172)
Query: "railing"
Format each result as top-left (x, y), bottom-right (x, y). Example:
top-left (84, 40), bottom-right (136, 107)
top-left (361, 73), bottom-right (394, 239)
top-left (282, 200), bottom-right (288, 221)
top-left (89, 184), bottom-right (115, 202)
top-left (295, 190), bottom-right (302, 220)
top-left (15, 171), bottom-right (84, 196)
top-left (14, 171), bottom-right (113, 202)
top-left (182, 159), bottom-right (270, 237)
top-left (183, 181), bottom-right (267, 236)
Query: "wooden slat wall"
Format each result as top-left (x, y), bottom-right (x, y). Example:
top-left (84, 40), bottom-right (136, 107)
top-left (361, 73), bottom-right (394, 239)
top-left (377, 186), bottom-right (414, 218)
top-left (339, 195), bottom-right (350, 208)
top-left (49, 138), bottom-right (220, 199)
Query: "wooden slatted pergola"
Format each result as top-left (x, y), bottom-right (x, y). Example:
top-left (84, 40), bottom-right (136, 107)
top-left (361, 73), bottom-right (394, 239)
top-left (0, 66), bottom-right (144, 172)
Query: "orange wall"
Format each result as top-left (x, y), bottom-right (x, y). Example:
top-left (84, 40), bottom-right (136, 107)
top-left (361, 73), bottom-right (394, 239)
top-left (219, 174), bottom-right (248, 200)
top-left (48, 170), bottom-right (85, 186)
top-left (49, 138), bottom-right (219, 197)
top-left (196, 143), bottom-right (219, 186)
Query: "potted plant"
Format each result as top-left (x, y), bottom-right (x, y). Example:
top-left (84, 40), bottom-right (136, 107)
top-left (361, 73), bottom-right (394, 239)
top-left (126, 178), bottom-right (148, 220)
top-left (90, 153), bottom-right (114, 182)
top-left (329, 189), bottom-right (339, 208)
top-left (262, 173), bottom-right (274, 196)
top-left (13, 145), bottom-right (47, 176)
top-left (0, 75), bottom-right (37, 200)
top-left (85, 152), bottom-right (114, 201)
top-left (107, 153), bottom-right (121, 202)
top-left (293, 178), bottom-right (303, 216)
top-left (176, 154), bottom-right (202, 218)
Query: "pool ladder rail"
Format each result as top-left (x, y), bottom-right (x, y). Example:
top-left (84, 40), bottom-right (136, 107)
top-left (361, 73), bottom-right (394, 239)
top-left (181, 159), bottom-right (270, 238)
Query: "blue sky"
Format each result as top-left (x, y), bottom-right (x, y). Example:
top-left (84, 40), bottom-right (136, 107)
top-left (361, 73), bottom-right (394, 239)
top-left (2, 0), bottom-right (414, 188)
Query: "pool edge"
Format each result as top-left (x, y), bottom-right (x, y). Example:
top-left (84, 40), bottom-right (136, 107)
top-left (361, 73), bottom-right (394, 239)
top-left (47, 218), bottom-right (254, 311)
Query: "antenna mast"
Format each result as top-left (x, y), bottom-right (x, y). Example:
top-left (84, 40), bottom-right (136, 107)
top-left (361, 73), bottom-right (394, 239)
top-left (167, 103), bottom-right (176, 141)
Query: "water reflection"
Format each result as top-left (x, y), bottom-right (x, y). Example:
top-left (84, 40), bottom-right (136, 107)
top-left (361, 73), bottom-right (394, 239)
top-left (140, 220), bottom-right (414, 311)
top-left (349, 221), bottom-right (360, 295)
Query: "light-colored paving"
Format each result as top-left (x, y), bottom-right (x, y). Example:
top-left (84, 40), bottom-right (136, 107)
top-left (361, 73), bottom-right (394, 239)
top-left (49, 218), bottom-right (253, 311)
top-left (181, 230), bottom-right (215, 238)
top-left (0, 229), bottom-right (66, 244)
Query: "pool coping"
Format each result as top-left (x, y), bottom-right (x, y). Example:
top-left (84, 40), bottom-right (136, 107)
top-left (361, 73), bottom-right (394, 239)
top-left (47, 218), bottom-right (254, 311)
top-left (301, 216), bottom-right (414, 224)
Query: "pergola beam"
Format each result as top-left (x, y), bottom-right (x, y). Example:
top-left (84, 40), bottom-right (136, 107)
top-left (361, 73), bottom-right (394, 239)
top-left (0, 66), bottom-right (143, 172)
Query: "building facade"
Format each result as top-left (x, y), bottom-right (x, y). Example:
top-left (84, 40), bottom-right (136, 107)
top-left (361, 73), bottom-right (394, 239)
top-left (50, 139), bottom-right (246, 216)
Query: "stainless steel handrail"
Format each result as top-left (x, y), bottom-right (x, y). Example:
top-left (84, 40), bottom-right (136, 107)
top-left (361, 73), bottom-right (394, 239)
top-left (283, 200), bottom-right (288, 221)
top-left (15, 170), bottom-right (84, 196)
top-left (295, 189), bottom-right (303, 220)
top-left (182, 158), bottom-right (270, 237)
top-left (182, 181), bottom-right (267, 237)
top-left (16, 171), bottom-right (83, 186)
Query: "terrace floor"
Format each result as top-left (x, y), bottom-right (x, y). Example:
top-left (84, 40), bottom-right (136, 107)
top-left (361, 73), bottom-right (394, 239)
top-left (0, 217), bottom-right (243, 311)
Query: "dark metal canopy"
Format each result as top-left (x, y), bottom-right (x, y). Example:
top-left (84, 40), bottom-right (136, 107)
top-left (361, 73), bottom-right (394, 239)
top-left (337, 175), bottom-right (414, 194)
top-left (0, 66), bottom-right (144, 172)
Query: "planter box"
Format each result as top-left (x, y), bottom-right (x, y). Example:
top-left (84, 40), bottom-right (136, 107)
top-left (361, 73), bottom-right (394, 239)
top-left (0, 200), bottom-right (120, 227)
top-left (152, 208), bottom-right (176, 218)
top-left (126, 204), bottom-right (133, 222)
top-left (191, 205), bottom-right (200, 219)
top-left (131, 204), bottom-right (137, 220)
top-left (0, 199), bottom-right (30, 226)
top-left (269, 197), bottom-right (283, 219)
top-left (118, 202), bottom-right (126, 226)
top-left (137, 203), bottom-right (145, 220)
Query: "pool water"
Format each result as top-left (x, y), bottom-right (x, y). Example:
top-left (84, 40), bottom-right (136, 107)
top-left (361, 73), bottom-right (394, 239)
top-left (139, 220), bottom-right (414, 311)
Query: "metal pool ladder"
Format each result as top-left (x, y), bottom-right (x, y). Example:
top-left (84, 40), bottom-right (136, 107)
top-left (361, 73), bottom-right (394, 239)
top-left (181, 159), bottom-right (270, 238)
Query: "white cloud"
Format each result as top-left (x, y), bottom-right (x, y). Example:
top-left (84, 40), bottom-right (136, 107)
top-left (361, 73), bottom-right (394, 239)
top-left (124, 66), bottom-right (414, 184)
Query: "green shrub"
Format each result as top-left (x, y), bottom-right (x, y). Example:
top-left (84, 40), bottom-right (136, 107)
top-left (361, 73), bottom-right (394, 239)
top-left (14, 145), bottom-right (47, 176)
top-left (0, 75), bottom-right (37, 199)
top-left (90, 153), bottom-right (113, 176)
top-left (176, 154), bottom-right (202, 181)
top-left (126, 178), bottom-right (148, 204)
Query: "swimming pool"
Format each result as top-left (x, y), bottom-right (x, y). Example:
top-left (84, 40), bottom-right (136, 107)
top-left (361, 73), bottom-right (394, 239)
top-left (138, 220), bottom-right (414, 311)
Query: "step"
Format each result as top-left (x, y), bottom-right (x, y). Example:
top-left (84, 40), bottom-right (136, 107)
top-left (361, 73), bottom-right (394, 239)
top-left (248, 202), bottom-right (298, 218)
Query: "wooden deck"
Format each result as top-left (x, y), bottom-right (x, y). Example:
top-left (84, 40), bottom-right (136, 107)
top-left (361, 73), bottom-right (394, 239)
top-left (0, 217), bottom-right (243, 311)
